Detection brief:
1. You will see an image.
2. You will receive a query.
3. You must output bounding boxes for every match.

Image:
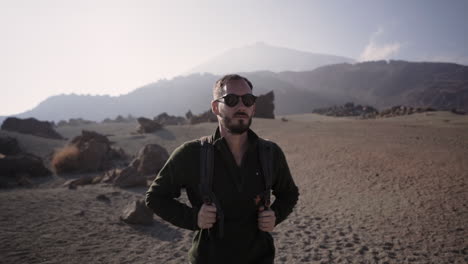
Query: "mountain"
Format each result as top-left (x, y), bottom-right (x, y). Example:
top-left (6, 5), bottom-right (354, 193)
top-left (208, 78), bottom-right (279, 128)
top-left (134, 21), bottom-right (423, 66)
top-left (2, 72), bottom-right (331, 122)
top-left (277, 60), bottom-right (468, 110)
top-left (186, 42), bottom-right (355, 74)
top-left (1, 61), bottom-right (467, 123)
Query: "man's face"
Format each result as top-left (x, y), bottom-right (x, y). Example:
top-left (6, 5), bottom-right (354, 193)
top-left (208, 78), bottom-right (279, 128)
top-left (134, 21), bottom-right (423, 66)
top-left (213, 79), bottom-right (256, 135)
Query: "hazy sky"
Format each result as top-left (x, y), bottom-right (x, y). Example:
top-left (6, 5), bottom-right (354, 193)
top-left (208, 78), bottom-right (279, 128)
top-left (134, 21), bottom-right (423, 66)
top-left (1, 0), bottom-right (467, 116)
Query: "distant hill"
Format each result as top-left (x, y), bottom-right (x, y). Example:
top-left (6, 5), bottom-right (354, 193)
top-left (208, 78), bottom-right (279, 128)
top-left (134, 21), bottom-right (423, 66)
top-left (186, 42), bottom-right (355, 75)
top-left (277, 60), bottom-right (468, 110)
top-left (1, 60), bottom-right (467, 123)
top-left (1, 72), bottom-right (331, 122)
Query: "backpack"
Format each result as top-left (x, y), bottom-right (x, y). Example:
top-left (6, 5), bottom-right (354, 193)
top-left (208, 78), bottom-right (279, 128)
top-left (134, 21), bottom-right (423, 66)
top-left (198, 136), bottom-right (274, 238)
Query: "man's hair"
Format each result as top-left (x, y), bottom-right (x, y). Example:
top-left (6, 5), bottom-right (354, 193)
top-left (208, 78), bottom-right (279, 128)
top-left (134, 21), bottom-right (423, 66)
top-left (213, 74), bottom-right (253, 99)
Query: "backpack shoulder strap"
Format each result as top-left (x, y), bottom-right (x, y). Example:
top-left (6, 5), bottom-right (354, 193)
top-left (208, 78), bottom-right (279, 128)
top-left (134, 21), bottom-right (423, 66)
top-left (198, 136), bottom-right (225, 238)
top-left (258, 138), bottom-right (274, 207)
top-left (199, 136), bottom-right (214, 203)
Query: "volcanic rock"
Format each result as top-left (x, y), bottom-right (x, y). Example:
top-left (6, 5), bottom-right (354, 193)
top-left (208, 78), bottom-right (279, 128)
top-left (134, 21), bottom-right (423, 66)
top-left (1, 117), bottom-right (64, 139)
top-left (130, 144), bottom-right (169, 176)
top-left (0, 153), bottom-right (51, 187)
top-left (120, 199), bottom-right (154, 225)
top-left (52, 130), bottom-right (124, 174)
top-left (0, 136), bottom-right (22, 155)
top-left (254, 91), bottom-right (275, 119)
top-left (137, 117), bottom-right (163, 133)
top-left (313, 102), bottom-right (379, 118)
top-left (379, 106), bottom-right (435, 118)
top-left (112, 166), bottom-right (147, 188)
top-left (189, 109), bottom-right (217, 124)
top-left (154, 112), bottom-right (186, 125)
top-left (63, 175), bottom-right (94, 189)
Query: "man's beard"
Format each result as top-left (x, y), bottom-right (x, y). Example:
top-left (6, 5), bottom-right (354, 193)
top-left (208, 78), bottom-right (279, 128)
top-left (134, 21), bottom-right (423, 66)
top-left (221, 112), bottom-right (252, 134)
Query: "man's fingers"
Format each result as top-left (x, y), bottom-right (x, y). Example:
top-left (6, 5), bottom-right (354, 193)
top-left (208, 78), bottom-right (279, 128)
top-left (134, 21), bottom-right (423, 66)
top-left (201, 211), bottom-right (217, 218)
top-left (198, 204), bottom-right (218, 229)
top-left (257, 209), bottom-right (275, 232)
top-left (258, 216), bottom-right (274, 224)
top-left (258, 210), bottom-right (275, 217)
top-left (204, 216), bottom-right (217, 224)
top-left (202, 223), bottom-right (213, 229)
top-left (203, 204), bottom-right (217, 212)
top-left (258, 224), bottom-right (273, 232)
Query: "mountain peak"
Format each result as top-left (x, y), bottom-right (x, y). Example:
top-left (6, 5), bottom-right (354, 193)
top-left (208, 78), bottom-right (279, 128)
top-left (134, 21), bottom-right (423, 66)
top-left (187, 42), bottom-right (355, 75)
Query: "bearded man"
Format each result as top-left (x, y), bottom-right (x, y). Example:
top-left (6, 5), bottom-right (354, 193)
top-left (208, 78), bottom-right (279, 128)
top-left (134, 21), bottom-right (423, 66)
top-left (146, 74), bottom-right (299, 264)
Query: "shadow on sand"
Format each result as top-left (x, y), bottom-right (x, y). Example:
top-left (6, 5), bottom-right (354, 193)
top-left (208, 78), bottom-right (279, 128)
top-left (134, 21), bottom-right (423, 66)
top-left (155, 128), bottom-right (176, 140)
top-left (128, 218), bottom-right (185, 242)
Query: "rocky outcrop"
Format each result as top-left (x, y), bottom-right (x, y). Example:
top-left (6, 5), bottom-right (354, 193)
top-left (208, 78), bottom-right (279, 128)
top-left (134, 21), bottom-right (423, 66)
top-left (137, 117), bottom-right (163, 133)
top-left (189, 109), bottom-right (217, 124)
top-left (52, 130), bottom-right (126, 174)
top-left (130, 144), bottom-right (169, 176)
top-left (77, 143), bottom-right (169, 188)
top-left (451, 108), bottom-right (466, 115)
top-left (254, 91), bottom-right (275, 119)
top-left (108, 167), bottom-right (147, 188)
top-left (313, 102), bottom-right (379, 118)
top-left (120, 199), bottom-right (154, 225)
top-left (154, 112), bottom-right (186, 125)
top-left (0, 153), bottom-right (51, 178)
top-left (56, 118), bottom-right (96, 127)
top-left (98, 143), bottom-right (169, 187)
top-left (0, 153), bottom-right (51, 187)
top-left (1, 117), bottom-right (64, 139)
top-left (102, 115), bottom-right (137, 124)
top-left (378, 106), bottom-right (435, 118)
top-left (62, 175), bottom-right (94, 189)
top-left (0, 136), bottom-right (22, 155)
top-left (313, 103), bottom-right (436, 118)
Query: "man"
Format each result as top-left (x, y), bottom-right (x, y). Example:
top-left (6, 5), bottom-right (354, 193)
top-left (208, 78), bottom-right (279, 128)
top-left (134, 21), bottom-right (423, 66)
top-left (146, 74), bottom-right (299, 263)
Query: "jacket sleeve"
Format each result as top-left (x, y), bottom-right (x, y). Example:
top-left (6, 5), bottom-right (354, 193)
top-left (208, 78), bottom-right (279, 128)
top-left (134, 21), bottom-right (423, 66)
top-left (145, 143), bottom-right (199, 231)
top-left (270, 144), bottom-right (299, 225)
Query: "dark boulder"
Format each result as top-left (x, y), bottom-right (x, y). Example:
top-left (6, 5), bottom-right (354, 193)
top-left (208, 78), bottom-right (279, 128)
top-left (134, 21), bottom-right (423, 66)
top-left (154, 112), bottom-right (186, 125)
top-left (0, 153), bottom-right (51, 178)
top-left (189, 109), bottom-right (217, 124)
top-left (120, 199), bottom-right (154, 225)
top-left (130, 144), bottom-right (169, 176)
top-left (313, 102), bottom-right (379, 118)
top-left (379, 105), bottom-right (436, 118)
top-left (1, 117), bottom-right (64, 139)
top-left (0, 153), bottom-right (51, 187)
top-left (0, 136), bottom-right (22, 155)
top-left (254, 91), bottom-right (275, 119)
top-left (52, 130), bottom-right (125, 174)
top-left (113, 166), bottom-right (147, 188)
top-left (137, 117), bottom-right (163, 133)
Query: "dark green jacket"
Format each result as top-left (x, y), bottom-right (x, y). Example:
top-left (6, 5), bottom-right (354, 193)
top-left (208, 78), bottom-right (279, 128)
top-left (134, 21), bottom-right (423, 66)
top-left (145, 128), bottom-right (299, 264)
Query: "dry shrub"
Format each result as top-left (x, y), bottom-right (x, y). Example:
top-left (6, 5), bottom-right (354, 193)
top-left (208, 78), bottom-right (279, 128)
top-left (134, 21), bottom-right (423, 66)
top-left (51, 145), bottom-right (80, 174)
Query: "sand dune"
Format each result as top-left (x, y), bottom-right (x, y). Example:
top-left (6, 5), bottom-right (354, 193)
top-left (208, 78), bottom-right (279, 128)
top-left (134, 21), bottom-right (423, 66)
top-left (1, 112), bottom-right (467, 263)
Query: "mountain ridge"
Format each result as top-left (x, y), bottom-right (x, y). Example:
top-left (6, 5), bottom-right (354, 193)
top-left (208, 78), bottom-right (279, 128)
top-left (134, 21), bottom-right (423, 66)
top-left (187, 42), bottom-right (355, 74)
top-left (1, 61), bottom-right (467, 123)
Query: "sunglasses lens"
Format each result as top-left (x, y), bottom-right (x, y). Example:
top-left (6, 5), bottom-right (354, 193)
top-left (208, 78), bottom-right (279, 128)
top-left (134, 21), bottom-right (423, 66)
top-left (223, 94), bottom-right (239, 107)
top-left (241, 94), bottom-right (256, 107)
top-left (220, 94), bottom-right (256, 107)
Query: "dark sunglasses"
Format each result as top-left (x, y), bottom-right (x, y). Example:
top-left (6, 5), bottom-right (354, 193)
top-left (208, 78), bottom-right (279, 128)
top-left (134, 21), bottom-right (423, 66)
top-left (215, 94), bottom-right (257, 107)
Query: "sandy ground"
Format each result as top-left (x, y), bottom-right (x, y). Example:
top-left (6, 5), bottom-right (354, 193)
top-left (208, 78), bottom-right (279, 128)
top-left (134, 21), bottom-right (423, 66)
top-left (0, 111), bottom-right (467, 263)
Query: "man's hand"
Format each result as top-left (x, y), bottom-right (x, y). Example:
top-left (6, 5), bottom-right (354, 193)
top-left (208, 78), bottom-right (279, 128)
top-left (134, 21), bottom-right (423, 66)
top-left (258, 206), bottom-right (276, 232)
top-left (197, 203), bottom-right (217, 229)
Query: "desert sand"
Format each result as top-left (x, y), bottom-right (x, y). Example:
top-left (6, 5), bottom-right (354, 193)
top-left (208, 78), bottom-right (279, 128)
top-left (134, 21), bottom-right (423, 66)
top-left (1, 111), bottom-right (467, 264)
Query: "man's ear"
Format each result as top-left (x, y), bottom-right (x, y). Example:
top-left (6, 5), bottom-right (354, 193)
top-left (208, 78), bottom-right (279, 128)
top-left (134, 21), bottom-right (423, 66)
top-left (211, 100), bottom-right (219, 115)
